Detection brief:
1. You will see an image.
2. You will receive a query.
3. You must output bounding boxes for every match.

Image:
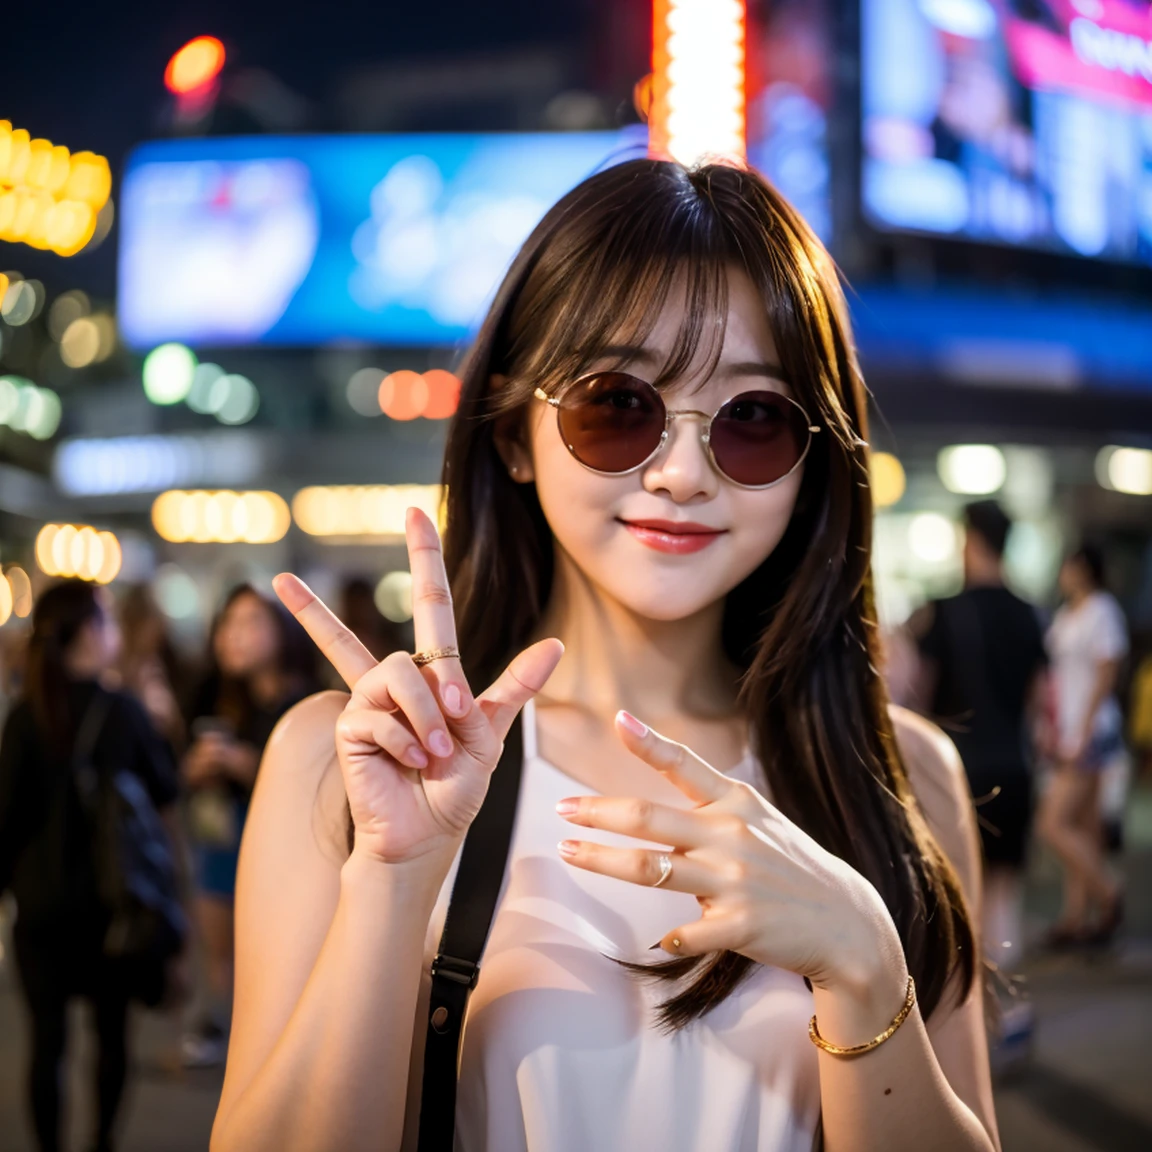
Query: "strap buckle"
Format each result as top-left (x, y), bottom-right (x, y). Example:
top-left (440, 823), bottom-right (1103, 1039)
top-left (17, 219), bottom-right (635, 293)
top-left (431, 953), bottom-right (480, 989)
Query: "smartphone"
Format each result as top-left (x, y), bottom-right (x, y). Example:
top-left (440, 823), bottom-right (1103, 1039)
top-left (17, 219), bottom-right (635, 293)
top-left (191, 716), bottom-right (236, 741)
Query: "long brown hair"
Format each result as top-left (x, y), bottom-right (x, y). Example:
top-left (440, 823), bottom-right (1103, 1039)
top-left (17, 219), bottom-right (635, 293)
top-left (438, 159), bottom-right (976, 1028)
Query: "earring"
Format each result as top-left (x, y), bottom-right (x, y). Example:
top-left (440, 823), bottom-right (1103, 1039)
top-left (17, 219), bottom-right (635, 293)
top-left (510, 465), bottom-right (519, 477)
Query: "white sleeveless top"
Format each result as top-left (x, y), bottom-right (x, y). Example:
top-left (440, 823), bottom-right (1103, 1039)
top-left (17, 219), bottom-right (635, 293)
top-left (412, 700), bottom-right (821, 1152)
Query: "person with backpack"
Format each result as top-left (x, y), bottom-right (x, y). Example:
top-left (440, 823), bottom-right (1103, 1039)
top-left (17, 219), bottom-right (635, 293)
top-left (0, 581), bottom-right (184, 1152)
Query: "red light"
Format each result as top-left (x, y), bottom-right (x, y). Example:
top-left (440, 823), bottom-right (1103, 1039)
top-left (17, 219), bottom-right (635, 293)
top-left (165, 37), bottom-right (226, 96)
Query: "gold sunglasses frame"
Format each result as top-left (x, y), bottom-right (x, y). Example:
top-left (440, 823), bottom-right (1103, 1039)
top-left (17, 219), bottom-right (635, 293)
top-left (533, 373), bottom-right (821, 491)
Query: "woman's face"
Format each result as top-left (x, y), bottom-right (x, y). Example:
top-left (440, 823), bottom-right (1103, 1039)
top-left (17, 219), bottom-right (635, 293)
top-left (215, 592), bottom-right (280, 678)
top-left (512, 267), bottom-right (807, 623)
top-left (71, 591), bottom-right (122, 673)
top-left (1058, 556), bottom-right (1090, 600)
top-left (93, 592), bottom-right (122, 669)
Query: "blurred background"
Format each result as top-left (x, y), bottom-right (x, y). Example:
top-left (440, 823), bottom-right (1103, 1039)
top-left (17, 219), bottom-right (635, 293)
top-left (1, 1), bottom-right (1151, 1149)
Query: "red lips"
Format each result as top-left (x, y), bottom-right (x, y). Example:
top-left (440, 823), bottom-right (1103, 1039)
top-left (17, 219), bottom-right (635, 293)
top-left (618, 518), bottom-right (727, 555)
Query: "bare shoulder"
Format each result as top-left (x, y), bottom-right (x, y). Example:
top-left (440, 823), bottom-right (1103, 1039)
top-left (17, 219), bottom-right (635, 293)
top-left (254, 689), bottom-right (350, 863)
top-left (888, 705), bottom-right (981, 906)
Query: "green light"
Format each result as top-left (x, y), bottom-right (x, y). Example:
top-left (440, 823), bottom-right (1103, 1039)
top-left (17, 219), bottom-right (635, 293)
top-left (143, 343), bottom-right (197, 405)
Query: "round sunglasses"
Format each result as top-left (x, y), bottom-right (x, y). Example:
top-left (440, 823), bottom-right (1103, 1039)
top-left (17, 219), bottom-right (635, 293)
top-left (533, 371), bottom-right (820, 489)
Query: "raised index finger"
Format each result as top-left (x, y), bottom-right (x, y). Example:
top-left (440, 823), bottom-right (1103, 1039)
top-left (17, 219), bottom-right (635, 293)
top-left (272, 573), bottom-right (376, 689)
top-left (614, 711), bottom-right (733, 805)
top-left (405, 506), bottom-right (471, 717)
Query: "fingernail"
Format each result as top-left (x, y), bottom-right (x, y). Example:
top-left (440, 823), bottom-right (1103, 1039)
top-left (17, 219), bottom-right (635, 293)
top-left (558, 840), bottom-right (579, 857)
top-left (616, 710), bottom-right (648, 738)
top-left (555, 799), bottom-right (578, 817)
top-left (429, 730), bottom-right (453, 758)
top-left (406, 745), bottom-right (429, 768)
top-left (442, 683), bottom-right (464, 715)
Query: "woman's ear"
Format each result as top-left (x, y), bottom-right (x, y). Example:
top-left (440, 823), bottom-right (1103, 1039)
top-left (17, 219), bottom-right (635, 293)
top-left (490, 375), bottom-right (535, 483)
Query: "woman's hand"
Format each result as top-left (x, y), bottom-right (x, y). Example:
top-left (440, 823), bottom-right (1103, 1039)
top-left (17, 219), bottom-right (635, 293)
top-left (556, 711), bottom-right (903, 991)
top-left (273, 508), bottom-right (563, 872)
top-left (182, 736), bottom-right (228, 788)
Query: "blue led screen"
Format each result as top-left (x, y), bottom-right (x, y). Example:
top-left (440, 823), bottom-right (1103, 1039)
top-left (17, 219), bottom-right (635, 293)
top-left (118, 132), bottom-right (642, 349)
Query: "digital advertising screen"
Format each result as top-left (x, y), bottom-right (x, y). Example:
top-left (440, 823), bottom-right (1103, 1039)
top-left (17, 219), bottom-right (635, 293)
top-left (861, 0), bottom-right (1152, 264)
top-left (117, 131), bottom-right (641, 349)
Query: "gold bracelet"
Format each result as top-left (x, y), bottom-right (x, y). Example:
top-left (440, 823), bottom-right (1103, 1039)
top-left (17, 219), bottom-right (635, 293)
top-left (808, 976), bottom-right (916, 1057)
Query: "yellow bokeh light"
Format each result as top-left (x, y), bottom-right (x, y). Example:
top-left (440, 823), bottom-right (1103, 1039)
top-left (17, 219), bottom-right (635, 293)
top-left (870, 452), bottom-right (907, 509)
top-left (292, 484), bottom-right (444, 538)
top-left (0, 573), bottom-right (11, 626)
top-left (61, 316), bottom-right (101, 367)
top-left (151, 490), bottom-right (290, 544)
top-left (95, 532), bottom-right (122, 584)
top-left (0, 122), bottom-right (111, 256)
top-left (34, 523), bottom-right (122, 583)
top-left (5, 565), bottom-right (33, 617)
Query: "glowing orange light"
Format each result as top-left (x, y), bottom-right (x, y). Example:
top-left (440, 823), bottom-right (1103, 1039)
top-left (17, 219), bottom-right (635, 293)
top-left (378, 370), bottom-right (429, 421)
top-left (375, 369), bottom-right (461, 421)
top-left (421, 370), bottom-right (462, 419)
top-left (650, 0), bottom-right (746, 166)
top-left (165, 36), bottom-right (226, 96)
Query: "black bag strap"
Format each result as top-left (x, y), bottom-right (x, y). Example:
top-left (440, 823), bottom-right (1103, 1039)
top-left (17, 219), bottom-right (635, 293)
top-left (417, 713), bottom-right (524, 1152)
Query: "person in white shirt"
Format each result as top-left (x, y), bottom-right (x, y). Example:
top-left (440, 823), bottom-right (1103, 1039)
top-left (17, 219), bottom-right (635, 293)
top-left (209, 161), bottom-right (999, 1152)
top-left (1037, 545), bottom-right (1128, 947)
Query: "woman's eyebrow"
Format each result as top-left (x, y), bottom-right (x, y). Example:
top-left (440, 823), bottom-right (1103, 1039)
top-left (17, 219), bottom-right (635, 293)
top-left (720, 359), bottom-right (791, 384)
top-left (592, 343), bottom-right (659, 366)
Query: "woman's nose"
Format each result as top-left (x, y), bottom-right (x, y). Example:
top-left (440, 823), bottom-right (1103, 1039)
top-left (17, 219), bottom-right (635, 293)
top-left (640, 414), bottom-right (717, 502)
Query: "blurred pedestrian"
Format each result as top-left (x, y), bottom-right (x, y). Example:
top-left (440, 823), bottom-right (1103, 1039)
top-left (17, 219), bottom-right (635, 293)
top-left (115, 583), bottom-right (187, 753)
top-left (910, 501), bottom-right (1047, 970)
top-left (181, 584), bottom-right (316, 1067)
top-left (0, 581), bottom-right (181, 1152)
top-left (1037, 544), bottom-right (1128, 946)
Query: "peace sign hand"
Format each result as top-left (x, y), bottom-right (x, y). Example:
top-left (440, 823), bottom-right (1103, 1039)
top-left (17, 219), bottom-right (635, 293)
top-left (274, 508), bottom-right (563, 868)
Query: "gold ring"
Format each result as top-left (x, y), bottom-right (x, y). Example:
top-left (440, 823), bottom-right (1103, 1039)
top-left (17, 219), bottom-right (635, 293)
top-left (412, 645), bottom-right (461, 667)
top-left (651, 853), bottom-right (672, 889)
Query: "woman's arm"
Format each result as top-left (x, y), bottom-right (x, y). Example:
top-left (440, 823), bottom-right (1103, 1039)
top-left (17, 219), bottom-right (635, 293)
top-left (1073, 657), bottom-right (1121, 754)
top-left (214, 510), bottom-right (563, 1152)
top-left (805, 708), bottom-right (998, 1152)
top-left (210, 692), bottom-right (450, 1152)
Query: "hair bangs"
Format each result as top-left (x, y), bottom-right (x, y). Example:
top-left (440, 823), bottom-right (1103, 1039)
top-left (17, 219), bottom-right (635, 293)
top-left (496, 168), bottom-right (741, 405)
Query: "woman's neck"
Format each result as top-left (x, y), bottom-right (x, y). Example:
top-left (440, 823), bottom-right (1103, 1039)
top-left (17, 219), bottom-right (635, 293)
top-left (1067, 587), bottom-right (1094, 609)
top-left (533, 551), bottom-right (740, 725)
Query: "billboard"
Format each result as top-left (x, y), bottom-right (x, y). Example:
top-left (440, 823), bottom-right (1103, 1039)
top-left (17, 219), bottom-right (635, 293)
top-left (118, 132), bottom-right (640, 348)
top-left (861, 0), bottom-right (1152, 264)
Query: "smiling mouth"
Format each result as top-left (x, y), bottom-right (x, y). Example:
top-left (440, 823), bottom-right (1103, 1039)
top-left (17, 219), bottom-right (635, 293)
top-left (617, 518), bottom-right (727, 555)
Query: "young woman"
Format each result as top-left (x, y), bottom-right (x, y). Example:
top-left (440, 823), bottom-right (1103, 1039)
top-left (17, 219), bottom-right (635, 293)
top-left (0, 581), bottom-right (180, 1152)
top-left (211, 161), bottom-right (998, 1152)
top-left (1037, 546), bottom-right (1128, 946)
top-left (182, 585), bottom-right (316, 1066)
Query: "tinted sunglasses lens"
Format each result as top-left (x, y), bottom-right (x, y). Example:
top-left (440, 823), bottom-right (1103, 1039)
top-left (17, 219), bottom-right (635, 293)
top-left (556, 373), bottom-right (665, 474)
top-left (710, 391), bottom-right (810, 486)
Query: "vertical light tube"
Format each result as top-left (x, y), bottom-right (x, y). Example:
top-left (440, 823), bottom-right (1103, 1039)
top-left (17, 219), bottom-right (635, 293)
top-left (650, 0), bottom-right (746, 166)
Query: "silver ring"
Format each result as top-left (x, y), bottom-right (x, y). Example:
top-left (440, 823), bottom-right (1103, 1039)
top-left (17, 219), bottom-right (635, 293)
top-left (651, 852), bottom-right (672, 889)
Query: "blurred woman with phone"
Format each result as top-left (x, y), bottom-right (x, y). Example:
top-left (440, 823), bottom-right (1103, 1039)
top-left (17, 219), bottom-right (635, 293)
top-left (181, 585), bottom-right (315, 1067)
